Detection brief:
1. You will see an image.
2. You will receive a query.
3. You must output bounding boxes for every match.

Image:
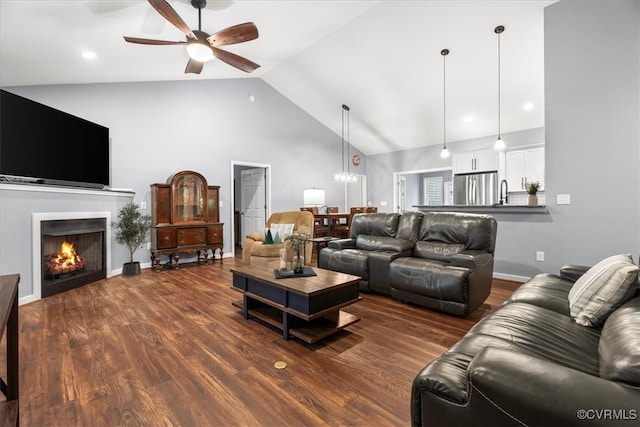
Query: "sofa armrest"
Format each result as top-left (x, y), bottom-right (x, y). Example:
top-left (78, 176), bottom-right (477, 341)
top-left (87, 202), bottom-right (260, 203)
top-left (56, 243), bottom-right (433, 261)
top-left (560, 264), bottom-right (591, 282)
top-left (468, 347), bottom-right (640, 426)
top-left (450, 251), bottom-right (492, 270)
top-left (451, 251), bottom-right (494, 314)
top-left (242, 232), bottom-right (269, 265)
top-left (328, 239), bottom-right (357, 250)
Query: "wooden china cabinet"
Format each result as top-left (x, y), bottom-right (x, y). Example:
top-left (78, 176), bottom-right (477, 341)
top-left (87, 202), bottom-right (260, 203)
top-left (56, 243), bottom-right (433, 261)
top-left (150, 170), bottom-right (223, 271)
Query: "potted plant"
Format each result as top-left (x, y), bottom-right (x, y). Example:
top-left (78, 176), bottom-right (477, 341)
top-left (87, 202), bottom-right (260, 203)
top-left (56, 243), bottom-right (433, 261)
top-left (525, 181), bottom-right (541, 206)
top-left (112, 202), bottom-right (152, 276)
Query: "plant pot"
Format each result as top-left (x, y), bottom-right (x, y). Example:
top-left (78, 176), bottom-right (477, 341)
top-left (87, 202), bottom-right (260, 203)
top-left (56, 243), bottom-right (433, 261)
top-left (122, 261), bottom-right (141, 276)
top-left (528, 194), bottom-right (538, 206)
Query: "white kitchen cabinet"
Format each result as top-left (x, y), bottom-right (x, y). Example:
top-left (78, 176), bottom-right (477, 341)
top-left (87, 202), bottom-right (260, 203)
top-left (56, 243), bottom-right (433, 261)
top-left (453, 149), bottom-right (499, 174)
top-left (505, 147), bottom-right (545, 191)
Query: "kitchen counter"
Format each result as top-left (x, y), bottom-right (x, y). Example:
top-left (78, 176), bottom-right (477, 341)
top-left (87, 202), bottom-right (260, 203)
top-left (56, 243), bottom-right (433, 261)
top-left (413, 205), bottom-right (548, 214)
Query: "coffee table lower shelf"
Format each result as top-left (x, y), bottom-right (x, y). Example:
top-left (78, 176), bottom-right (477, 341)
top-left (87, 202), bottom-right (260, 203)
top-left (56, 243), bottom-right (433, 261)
top-left (232, 300), bottom-right (360, 344)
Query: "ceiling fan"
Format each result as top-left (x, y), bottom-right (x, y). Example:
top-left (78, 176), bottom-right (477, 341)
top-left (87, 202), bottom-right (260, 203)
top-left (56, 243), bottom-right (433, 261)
top-left (124, 0), bottom-right (260, 74)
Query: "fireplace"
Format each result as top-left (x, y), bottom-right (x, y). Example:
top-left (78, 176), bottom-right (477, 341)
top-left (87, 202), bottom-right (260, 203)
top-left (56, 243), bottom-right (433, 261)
top-left (33, 212), bottom-right (111, 299)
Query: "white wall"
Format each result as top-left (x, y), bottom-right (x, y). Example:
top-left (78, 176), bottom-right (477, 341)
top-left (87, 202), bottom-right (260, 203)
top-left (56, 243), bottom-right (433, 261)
top-left (543, 0), bottom-right (639, 267)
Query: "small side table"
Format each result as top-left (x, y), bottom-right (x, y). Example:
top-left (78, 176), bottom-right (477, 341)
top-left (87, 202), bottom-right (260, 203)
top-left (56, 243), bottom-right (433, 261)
top-left (309, 237), bottom-right (339, 266)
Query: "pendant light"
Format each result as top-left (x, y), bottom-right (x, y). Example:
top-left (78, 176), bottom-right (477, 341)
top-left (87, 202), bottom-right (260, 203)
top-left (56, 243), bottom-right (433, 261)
top-left (333, 104), bottom-right (359, 182)
top-left (494, 25), bottom-right (506, 151)
top-left (440, 49), bottom-right (450, 159)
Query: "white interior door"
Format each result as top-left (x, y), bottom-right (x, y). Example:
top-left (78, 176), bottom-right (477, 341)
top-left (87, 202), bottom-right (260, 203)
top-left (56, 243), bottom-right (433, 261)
top-left (241, 168), bottom-right (266, 245)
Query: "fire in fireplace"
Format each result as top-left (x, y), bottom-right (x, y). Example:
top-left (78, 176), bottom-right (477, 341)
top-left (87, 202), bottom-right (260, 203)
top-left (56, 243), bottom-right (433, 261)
top-left (41, 218), bottom-right (106, 297)
top-left (45, 241), bottom-right (87, 277)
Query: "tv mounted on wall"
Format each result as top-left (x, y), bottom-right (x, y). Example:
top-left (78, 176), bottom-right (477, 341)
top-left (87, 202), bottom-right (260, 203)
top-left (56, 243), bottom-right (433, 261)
top-left (0, 90), bottom-right (110, 189)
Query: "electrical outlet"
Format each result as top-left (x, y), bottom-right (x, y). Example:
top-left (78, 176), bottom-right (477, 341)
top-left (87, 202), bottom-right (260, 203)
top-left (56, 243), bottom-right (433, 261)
top-left (140, 201), bottom-right (147, 209)
top-left (146, 242), bottom-right (151, 250)
top-left (380, 201), bottom-right (387, 207)
top-left (536, 251), bottom-right (545, 262)
top-left (556, 194), bottom-right (571, 205)
top-left (219, 200), bottom-right (224, 208)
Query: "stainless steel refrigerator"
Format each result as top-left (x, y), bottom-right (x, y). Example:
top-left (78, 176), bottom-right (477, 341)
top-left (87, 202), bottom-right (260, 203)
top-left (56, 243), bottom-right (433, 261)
top-left (453, 171), bottom-right (498, 206)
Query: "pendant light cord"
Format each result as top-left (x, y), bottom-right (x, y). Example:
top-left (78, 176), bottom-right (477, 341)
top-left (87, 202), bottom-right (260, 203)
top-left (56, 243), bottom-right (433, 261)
top-left (443, 50), bottom-right (447, 146)
top-left (341, 107), bottom-right (345, 174)
top-left (498, 33), bottom-right (501, 138)
top-left (497, 27), bottom-right (502, 139)
top-left (346, 107), bottom-right (350, 174)
top-left (341, 104), bottom-right (350, 175)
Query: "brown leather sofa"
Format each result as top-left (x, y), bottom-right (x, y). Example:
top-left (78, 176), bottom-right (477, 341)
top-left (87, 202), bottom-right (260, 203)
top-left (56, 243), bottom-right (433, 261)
top-left (319, 211), bottom-right (497, 316)
top-left (411, 264), bottom-right (640, 426)
top-left (242, 210), bottom-right (314, 266)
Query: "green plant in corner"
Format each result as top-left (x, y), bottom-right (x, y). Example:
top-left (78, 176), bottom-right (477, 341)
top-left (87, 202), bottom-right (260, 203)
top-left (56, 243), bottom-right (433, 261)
top-left (525, 181), bottom-right (540, 195)
top-left (112, 202), bottom-right (152, 265)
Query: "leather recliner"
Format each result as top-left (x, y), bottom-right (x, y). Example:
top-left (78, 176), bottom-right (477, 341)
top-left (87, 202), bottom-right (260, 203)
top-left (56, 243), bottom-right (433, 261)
top-left (242, 210), bottom-right (314, 266)
top-left (319, 212), bottom-right (423, 294)
top-left (389, 212), bottom-right (498, 316)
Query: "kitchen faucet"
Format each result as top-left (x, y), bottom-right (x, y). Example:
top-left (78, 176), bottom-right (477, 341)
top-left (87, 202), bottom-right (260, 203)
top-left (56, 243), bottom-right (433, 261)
top-left (499, 179), bottom-right (509, 205)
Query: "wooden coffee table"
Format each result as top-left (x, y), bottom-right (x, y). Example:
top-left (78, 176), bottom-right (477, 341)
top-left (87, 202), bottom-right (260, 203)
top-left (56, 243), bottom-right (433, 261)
top-left (230, 264), bottom-right (361, 343)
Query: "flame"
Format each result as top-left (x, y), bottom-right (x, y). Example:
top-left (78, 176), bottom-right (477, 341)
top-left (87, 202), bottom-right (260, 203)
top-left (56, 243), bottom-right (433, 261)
top-left (56, 241), bottom-right (78, 267)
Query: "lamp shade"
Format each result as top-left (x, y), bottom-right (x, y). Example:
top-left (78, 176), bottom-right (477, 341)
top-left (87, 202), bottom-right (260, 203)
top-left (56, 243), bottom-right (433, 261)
top-left (303, 188), bottom-right (325, 206)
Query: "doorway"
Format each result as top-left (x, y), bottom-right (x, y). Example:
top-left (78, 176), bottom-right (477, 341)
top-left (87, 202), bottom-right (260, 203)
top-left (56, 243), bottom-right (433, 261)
top-left (230, 161), bottom-right (271, 257)
top-left (345, 174), bottom-right (368, 211)
top-left (393, 167), bottom-right (453, 213)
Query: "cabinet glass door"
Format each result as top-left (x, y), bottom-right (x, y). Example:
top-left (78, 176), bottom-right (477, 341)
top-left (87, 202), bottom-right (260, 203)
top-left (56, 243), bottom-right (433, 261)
top-left (173, 174), bottom-right (205, 223)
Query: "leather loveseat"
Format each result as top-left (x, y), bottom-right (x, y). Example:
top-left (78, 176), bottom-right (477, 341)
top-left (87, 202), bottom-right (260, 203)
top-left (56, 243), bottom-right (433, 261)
top-left (318, 211), bottom-right (497, 316)
top-left (411, 260), bottom-right (640, 426)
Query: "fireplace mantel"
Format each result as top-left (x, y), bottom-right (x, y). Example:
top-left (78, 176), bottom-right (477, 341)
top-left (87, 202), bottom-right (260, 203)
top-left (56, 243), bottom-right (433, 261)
top-left (0, 182), bottom-right (134, 197)
top-left (0, 183), bottom-right (135, 304)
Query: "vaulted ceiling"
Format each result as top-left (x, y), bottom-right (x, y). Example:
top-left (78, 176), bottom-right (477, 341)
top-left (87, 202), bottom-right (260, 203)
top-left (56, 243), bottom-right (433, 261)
top-left (0, 0), bottom-right (556, 155)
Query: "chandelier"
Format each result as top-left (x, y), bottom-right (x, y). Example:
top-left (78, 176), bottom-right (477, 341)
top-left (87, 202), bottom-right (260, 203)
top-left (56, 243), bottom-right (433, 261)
top-left (333, 104), bottom-right (360, 182)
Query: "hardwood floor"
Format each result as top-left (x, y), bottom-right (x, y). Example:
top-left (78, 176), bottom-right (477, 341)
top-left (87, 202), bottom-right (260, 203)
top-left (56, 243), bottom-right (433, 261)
top-left (2, 258), bottom-right (519, 426)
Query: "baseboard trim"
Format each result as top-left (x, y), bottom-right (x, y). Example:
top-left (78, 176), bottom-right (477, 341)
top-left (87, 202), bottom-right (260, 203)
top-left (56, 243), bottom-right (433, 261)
top-left (19, 295), bottom-right (39, 306)
top-left (493, 272), bottom-right (530, 283)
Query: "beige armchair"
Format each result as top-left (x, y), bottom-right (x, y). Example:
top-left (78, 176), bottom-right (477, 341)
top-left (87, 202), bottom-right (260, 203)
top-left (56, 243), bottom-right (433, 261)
top-left (242, 210), bottom-right (314, 266)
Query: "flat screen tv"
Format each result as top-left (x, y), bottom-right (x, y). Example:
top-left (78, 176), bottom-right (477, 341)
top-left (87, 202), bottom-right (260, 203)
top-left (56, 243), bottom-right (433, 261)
top-left (0, 89), bottom-right (110, 188)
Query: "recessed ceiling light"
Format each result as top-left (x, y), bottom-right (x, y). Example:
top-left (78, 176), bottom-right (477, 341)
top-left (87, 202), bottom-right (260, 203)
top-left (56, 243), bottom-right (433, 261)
top-left (523, 102), bottom-right (534, 111)
top-left (463, 115), bottom-right (474, 123)
top-left (81, 51), bottom-right (97, 60)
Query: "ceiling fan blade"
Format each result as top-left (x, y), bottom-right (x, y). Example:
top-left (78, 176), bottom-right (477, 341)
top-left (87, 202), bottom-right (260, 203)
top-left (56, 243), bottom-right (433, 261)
top-left (206, 22), bottom-right (259, 47)
top-left (124, 36), bottom-right (186, 46)
top-left (147, 0), bottom-right (197, 40)
top-left (212, 47), bottom-right (260, 73)
top-left (185, 58), bottom-right (204, 75)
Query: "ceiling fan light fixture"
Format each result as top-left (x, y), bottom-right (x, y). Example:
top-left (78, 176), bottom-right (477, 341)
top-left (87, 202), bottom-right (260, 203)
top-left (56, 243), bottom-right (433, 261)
top-left (187, 40), bottom-right (213, 62)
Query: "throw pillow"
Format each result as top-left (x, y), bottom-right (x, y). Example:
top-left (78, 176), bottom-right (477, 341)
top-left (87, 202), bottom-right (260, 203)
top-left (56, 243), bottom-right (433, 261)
top-left (568, 254), bottom-right (639, 327)
top-left (263, 229), bottom-right (274, 244)
top-left (269, 223), bottom-right (294, 240)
